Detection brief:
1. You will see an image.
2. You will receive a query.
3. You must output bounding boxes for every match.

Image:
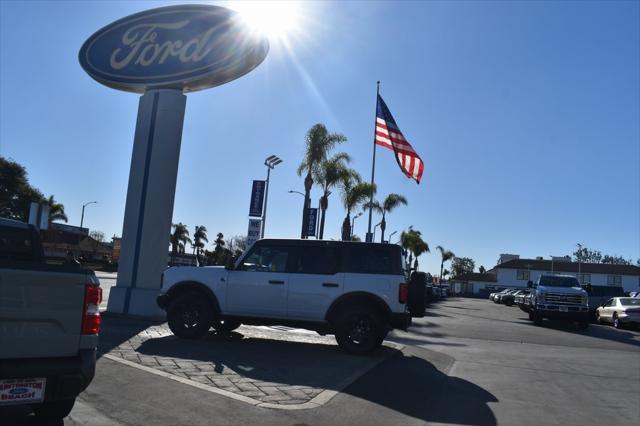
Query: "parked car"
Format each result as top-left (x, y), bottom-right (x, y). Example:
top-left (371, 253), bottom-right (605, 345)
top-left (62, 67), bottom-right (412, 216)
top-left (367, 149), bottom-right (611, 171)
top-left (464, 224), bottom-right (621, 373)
top-left (158, 239), bottom-right (423, 355)
top-left (528, 275), bottom-right (589, 328)
top-left (595, 297), bottom-right (640, 329)
top-left (432, 286), bottom-right (442, 300)
top-left (514, 289), bottom-right (531, 306)
top-left (518, 293), bottom-right (532, 313)
top-left (495, 289), bottom-right (517, 304)
top-left (582, 285), bottom-right (626, 319)
top-left (0, 218), bottom-right (101, 421)
top-left (503, 289), bottom-right (529, 307)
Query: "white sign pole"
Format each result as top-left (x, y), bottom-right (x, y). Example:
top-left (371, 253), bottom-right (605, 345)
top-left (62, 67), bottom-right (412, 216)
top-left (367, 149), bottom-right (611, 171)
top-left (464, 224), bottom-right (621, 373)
top-left (107, 89), bottom-right (186, 316)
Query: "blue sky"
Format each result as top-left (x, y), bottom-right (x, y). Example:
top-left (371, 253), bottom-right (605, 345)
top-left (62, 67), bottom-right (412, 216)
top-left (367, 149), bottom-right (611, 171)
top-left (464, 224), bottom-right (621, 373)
top-left (1, 1), bottom-right (638, 274)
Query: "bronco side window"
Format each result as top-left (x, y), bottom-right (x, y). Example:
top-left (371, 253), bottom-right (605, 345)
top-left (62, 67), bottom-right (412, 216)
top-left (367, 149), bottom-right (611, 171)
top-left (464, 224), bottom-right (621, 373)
top-left (240, 245), bottom-right (289, 272)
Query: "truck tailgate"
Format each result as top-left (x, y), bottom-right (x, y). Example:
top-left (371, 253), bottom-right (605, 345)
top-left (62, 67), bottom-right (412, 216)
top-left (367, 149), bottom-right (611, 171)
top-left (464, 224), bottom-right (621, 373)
top-left (0, 265), bottom-right (93, 359)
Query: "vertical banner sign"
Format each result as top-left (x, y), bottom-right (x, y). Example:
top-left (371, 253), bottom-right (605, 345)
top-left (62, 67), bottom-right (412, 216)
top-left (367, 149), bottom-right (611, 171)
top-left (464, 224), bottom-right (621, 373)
top-left (246, 219), bottom-right (262, 247)
top-left (306, 208), bottom-right (318, 237)
top-left (249, 180), bottom-right (266, 217)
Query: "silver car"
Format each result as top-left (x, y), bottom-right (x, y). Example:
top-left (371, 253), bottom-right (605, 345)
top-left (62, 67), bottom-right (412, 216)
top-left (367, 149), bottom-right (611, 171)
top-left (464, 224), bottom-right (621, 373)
top-left (595, 297), bottom-right (640, 329)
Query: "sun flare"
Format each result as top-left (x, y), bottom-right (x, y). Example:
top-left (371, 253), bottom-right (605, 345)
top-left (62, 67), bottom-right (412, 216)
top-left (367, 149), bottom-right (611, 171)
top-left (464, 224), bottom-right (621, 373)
top-left (232, 1), bottom-right (302, 41)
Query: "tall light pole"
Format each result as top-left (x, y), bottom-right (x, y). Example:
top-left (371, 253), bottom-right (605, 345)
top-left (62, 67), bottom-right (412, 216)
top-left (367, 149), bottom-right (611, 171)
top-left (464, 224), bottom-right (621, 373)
top-left (388, 230), bottom-right (398, 244)
top-left (373, 221), bottom-right (382, 242)
top-left (80, 201), bottom-right (98, 229)
top-left (351, 212), bottom-right (363, 239)
top-left (261, 155), bottom-right (282, 238)
top-left (576, 242), bottom-right (582, 283)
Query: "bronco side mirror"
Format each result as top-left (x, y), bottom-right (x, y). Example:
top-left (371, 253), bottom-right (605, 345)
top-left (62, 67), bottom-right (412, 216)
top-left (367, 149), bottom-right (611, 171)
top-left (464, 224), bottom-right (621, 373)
top-left (527, 280), bottom-right (533, 288)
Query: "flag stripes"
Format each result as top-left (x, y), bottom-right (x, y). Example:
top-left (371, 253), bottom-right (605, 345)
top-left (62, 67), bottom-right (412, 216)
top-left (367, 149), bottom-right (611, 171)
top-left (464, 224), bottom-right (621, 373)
top-left (374, 94), bottom-right (424, 183)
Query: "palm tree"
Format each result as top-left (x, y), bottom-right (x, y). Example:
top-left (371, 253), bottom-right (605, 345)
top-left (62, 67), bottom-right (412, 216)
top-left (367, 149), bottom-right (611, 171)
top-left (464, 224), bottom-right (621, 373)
top-left (339, 170), bottom-right (375, 241)
top-left (400, 226), bottom-right (429, 272)
top-left (366, 193), bottom-right (408, 243)
top-left (313, 152), bottom-right (351, 239)
top-left (297, 124), bottom-right (347, 238)
top-left (170, 223), bottom-right (191, 263)
top-left (192, 225), bottom-right (209, 265)
top-left (436, 245), bottom-right (455, 284)
top-left (46, 195), bottom-right (67, 224)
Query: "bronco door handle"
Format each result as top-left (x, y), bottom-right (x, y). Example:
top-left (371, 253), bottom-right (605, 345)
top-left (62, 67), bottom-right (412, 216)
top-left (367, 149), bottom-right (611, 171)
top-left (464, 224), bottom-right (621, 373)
top-left (268, 280), bottom-right (285, 285)
top-left (322, 283), bottom-right (339, 287)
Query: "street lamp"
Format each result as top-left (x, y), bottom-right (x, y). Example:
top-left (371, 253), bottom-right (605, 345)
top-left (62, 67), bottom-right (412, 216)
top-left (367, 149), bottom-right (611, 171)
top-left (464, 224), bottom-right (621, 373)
top-left (576, 242), bottom-right (582, 283)
top-left (372, 221), bottom-right (382, 242)
top-left (261, 155), bottom-right (282, 238)
top-left (288, 190), bottom-right (304, 197)
top-left (388, 230), bottom-right (398, 243)
top-left (351, 212), bottom-right (363, 239)
top-left (80, 201), bottom-right (98, 229)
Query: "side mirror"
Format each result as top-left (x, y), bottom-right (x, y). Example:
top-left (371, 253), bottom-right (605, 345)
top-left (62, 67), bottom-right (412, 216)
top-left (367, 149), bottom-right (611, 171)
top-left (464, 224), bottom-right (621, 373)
top-left (527, 281), bottom-right (533, 288)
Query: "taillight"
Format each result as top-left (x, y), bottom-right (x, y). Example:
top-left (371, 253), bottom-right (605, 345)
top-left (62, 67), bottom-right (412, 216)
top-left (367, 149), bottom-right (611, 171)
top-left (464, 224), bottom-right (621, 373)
top-left (82, 284), bottom-right (102, 335)
top-left (399, 283), bottom-right (408, 304)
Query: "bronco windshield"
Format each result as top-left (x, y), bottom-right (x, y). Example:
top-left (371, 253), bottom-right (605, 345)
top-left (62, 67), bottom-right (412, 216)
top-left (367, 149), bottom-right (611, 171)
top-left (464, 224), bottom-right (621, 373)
top-left (538, 276), bottom-right (580, 288)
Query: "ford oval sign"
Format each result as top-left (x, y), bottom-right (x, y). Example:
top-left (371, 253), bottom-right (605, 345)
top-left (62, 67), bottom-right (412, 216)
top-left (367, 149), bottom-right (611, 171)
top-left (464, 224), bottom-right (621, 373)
top-left (79, 4), bottom-right (269, 93)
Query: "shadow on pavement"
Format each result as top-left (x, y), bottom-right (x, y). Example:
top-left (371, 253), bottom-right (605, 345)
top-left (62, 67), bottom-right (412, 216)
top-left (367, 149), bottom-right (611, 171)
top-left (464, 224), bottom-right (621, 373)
top-left (341, 345), bottom-right (498, 425)
top-left (97, 314), bottom-right (165, 360)
top-left (136, 331), bottom-right (397, 389)
top-left (514, 312), bottom-right (640, 348)
top-left (134, 330), bottom-right (494, 424)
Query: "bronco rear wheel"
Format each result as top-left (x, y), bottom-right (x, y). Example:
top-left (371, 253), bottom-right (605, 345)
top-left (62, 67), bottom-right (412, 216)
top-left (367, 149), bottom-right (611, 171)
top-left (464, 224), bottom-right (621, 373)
top-left (167, 291), bottom-right (214, 339)
top-left (334, 305), bottom-right (385, 355)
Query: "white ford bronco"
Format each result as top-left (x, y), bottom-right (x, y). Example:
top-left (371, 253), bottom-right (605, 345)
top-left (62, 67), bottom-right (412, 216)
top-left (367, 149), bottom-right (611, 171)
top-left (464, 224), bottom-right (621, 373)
top-left (157, 239), bottom-right (425, 354)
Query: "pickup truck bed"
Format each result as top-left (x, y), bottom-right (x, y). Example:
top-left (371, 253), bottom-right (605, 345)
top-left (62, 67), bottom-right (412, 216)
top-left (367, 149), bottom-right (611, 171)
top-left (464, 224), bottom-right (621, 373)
top-left (0, 218), bottom-right (101, 420)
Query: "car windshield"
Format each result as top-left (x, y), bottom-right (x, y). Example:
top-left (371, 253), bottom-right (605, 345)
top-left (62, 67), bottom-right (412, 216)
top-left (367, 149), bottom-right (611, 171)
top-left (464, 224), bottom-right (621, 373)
top-left (538, 276), bottom-right (580, 287)
top-left (619, 298), bottom-right (640, 306)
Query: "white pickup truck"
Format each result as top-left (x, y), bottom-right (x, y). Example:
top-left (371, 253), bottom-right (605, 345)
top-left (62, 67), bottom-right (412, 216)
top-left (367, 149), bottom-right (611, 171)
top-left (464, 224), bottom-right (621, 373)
top-left (528, 274), bottom-right (589, 329)
top-left (157, 239), bottom-right (425, 354)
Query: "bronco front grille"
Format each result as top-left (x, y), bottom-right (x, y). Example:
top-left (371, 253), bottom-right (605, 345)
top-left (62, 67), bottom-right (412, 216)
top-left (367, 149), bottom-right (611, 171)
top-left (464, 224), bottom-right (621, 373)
top-left (544, 294), bottom-right (583, 305)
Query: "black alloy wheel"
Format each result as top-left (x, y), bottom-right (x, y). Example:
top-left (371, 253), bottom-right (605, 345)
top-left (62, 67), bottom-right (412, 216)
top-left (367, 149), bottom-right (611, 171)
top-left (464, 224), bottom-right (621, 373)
top-left (167, 292), bottom-right (214, 339)
top-left (334, 306), bottom-right (384, 355)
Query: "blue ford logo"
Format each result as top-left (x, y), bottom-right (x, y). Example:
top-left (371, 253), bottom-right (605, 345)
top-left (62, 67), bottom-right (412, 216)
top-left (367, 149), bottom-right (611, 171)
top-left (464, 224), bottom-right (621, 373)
top-left (79, 4), bottom-right (269, 93)
top-left (9, 387), bottom-right (28, 395)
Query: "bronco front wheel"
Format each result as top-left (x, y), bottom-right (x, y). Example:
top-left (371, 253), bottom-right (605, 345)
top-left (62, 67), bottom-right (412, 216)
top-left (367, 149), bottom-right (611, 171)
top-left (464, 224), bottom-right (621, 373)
top-left (167, 292), bottom-right (213, 339)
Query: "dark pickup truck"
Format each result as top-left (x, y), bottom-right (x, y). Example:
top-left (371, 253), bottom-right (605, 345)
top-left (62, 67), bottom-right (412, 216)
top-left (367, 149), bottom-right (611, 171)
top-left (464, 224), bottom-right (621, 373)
top-left (0, 218), bottom-right (101, 421)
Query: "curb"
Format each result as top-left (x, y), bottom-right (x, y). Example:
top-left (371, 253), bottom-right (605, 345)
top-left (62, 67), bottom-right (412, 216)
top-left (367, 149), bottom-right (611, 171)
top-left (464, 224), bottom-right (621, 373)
top-left (103, 341), bottom-right (404, 410)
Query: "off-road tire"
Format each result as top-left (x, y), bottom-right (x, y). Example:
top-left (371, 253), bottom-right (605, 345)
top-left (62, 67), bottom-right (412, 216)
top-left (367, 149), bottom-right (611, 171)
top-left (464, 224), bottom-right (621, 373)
top-left (167, 291), bottom-right (214, 339)
top-left (408, 272), bottom-right (426, 317)
top-left (32, 398), bottom-right (75, 421)
top-left (334, 305), bottom-right (385, 355)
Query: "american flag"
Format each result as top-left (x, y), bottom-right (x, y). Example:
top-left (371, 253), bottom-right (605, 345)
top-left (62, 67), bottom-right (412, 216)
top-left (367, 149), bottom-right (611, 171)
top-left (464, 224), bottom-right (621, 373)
top-left (375, 94), bottom-right (424, 184)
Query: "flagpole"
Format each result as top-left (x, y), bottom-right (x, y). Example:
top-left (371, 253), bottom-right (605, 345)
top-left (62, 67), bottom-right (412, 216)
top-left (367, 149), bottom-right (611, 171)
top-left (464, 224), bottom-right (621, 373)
top-left (366, 81), bottom-right (380, 243)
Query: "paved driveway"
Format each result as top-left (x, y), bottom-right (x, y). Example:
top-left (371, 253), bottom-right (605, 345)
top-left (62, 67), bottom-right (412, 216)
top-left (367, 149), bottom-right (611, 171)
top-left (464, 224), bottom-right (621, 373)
top-left (4, 297), bottom-right (639, 425)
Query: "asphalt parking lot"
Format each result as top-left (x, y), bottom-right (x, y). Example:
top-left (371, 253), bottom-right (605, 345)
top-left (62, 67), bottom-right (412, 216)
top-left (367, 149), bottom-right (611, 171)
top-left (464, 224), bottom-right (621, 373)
top-left (4, 296), bottom-right (639, 426)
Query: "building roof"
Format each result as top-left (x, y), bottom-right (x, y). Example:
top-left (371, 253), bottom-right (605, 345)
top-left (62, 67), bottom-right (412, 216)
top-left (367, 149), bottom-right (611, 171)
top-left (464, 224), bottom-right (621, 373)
top-left (454, 273), bottom-right (497, 282)
top-left (492, 258), bottom-right (640, 276)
